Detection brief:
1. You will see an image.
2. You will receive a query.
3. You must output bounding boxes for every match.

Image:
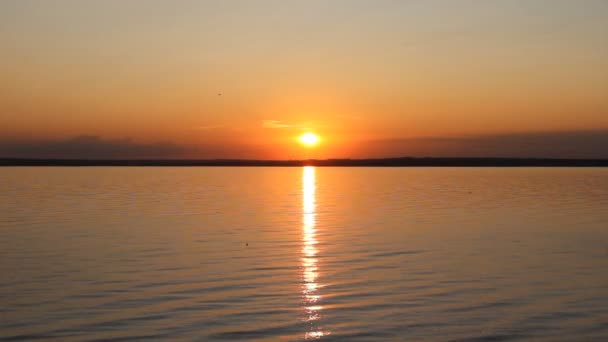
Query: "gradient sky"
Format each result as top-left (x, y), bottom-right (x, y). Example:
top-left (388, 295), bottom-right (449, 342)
top-left (1, 0), bottom-right (607, 159)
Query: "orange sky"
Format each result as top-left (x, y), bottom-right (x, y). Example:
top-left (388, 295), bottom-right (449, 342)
top-left (1, 1), bottom-right (607, 159)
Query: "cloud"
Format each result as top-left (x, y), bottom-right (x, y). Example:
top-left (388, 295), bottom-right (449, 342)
top-left (3, 130), bottom-right (607, 160)
top-left (0, 135), bottom-right (186, 159)
top-left (262, 120), bottom-right (302, 129)
top-left (355, 130), bottom-right (608, 159)
top-left (0, 135), bottom-right (281, 160)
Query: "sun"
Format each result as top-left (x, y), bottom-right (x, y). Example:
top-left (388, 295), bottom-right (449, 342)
top-left (299, 132), bottom-right (320, 147)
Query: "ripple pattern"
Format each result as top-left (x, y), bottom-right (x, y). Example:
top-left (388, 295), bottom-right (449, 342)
top-left (1, 167), bottom-right (608, 341)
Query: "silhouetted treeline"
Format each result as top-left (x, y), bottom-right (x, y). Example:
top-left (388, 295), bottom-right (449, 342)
top-left (1, 157), bottom-right (608, 167)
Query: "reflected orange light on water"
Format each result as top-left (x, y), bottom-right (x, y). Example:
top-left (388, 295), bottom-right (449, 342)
top-left (302, 166), bottom-right (327, 339)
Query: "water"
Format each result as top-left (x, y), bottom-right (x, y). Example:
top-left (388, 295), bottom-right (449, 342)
top-left (1, 167), bottom-right (608, 341)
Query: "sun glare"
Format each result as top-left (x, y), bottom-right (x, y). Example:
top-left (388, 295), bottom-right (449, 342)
top-left (299, 133), bottom-right (320, 147)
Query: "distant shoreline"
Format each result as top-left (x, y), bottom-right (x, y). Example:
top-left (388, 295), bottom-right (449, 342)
top-left (2, 158), bottom-right (608, 167)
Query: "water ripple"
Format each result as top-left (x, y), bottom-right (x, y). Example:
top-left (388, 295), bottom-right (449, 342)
top-left (1, 167), bottom-right (608, 340)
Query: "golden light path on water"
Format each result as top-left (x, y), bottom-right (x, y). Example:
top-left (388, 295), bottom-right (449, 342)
top-left (302, 166), bottom-right (327, 339)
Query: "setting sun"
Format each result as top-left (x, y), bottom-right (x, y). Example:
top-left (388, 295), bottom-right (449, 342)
top-left (299, 133), bottom-right (321, 147)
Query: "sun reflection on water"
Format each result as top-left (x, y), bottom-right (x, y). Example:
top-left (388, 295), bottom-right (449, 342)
top-left (302, 166), bottom-right (327, 339)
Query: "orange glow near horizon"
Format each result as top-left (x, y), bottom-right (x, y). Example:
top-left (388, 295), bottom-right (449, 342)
top-left (1, 2), bottom-right (608, 160)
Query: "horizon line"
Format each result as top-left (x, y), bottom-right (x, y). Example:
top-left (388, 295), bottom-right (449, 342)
top-left (2, 157), bottom-right (608, 167)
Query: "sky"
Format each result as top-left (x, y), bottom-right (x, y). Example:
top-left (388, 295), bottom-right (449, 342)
top-left (1, 0), bottom-right (607, 159)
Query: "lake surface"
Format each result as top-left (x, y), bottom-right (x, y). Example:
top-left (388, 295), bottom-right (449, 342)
top-left (1, 167), bottom-right (608, 341)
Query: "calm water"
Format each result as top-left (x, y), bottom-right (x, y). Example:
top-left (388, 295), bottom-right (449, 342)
top-left (1, 167), bottom-right (608, 341)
